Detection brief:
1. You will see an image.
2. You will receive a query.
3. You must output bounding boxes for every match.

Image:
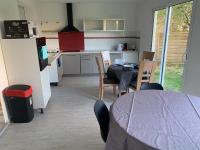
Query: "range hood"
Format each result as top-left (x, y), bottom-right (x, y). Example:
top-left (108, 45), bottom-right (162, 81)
top-left (60, 3), bottom-right (79, 32)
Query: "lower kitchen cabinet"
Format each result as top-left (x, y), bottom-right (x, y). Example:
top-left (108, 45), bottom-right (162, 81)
top-left (49, 55), bottom-right (63, 85)
top-left (81, 54), bottom-right (94, 74)
top-left (49, 60), bottom-right (59, 84)
top-left (81, 54), bottom-right (99, 74)
top-left (62, 52), bottom-right (138, 75)
top-left (62, 54), bottom-right (81, 75)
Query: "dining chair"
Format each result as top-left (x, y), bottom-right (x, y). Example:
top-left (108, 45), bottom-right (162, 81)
top-left (130, 60), bottom-right (156, 91)
top-left (140, 83), bottom-right (164, 90)
top-left (94, 100), bottom-right (110, 143)
top-left (100, 51), bottom-right (112, 73)
top-left (142, 51), bottom-right (155, 61)
top-left (95, 56), bottom-right (118, 100)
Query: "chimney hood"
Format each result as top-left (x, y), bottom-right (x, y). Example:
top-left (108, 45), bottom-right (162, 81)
top-left (60, 3), bottom-right (79, 32)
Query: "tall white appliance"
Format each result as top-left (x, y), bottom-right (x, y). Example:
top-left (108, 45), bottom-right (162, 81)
top-left (1, 38), bottom-right (51, 113)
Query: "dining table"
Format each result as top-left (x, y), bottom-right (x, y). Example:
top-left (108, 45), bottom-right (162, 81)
top-left (107, 64), bottom-right (138, 91)
top-left (105, 90), bottom-right (200, 150)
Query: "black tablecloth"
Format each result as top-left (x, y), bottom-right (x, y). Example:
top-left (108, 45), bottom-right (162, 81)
top-left (107, 64), bottom-right (138, 91)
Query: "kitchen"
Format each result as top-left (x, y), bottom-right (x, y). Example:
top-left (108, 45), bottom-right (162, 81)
top-left (44, 3), bottom-right (139, 81)
top-left (45, 2), bottom-right (139, 80)
top-left (0, 0), bottom-right (140, 145)
top-left (0, 0), bottom-right (139, 119)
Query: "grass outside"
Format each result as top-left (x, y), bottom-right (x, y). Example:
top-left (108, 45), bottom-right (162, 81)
top-left (154, 65), bottom-right (184, 91)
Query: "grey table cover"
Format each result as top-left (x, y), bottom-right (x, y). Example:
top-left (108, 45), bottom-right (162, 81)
top-left (105, 91), bottom-right (200, 150)
top-left (107, 65), bottom-right (138, 91)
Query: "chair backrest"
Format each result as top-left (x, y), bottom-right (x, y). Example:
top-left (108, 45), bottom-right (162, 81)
top-left (95, 56), bottom-right (104, 75)
top-left (142, 51), bottom-right (155, 61)
top-left (94, 100), bottom-right (110, 142)
top-left (136, 60), bottom-right (156, 91)
top-left (140, 83), bottom-right (164, 90)
top-left (95, 56), bottom-right (105, 86)
top-left (101, 51), bottom-right (111, 73)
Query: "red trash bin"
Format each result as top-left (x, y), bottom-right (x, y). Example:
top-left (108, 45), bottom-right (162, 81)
top-left (3, 85), bottom-right (34, 123)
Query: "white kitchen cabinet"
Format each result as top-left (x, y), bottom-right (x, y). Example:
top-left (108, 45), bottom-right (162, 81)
top-left (57, 56), bottom-right (63, 81)
top-left (83, 19), bottom-right (125, 32)
top-left (41, 21), bottom-right (65, 32)
top-left (81, 54), bottom-right (94, 74)
top-left (62, 54), bottom-right (81, 75)
top-left (1, 39), bottom-right (51, 111)
top-left (83, 19), bottom-right (104, 31)
top-left (81, 53), bottom-right (99, 74)
top-left (123, 51), bottom-right (139, 63)
top-left (39, 3), bottom-right (67, 32)
top-left (104, 19), bottom-right (125, 31)
top-left (40, 67), bottom-right (51, 108)
top-left (49, 55), bottom-right (63, 84)
top-left (49, 59), bottom-right (59, 84)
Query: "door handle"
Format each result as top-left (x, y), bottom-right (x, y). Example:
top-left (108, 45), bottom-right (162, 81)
top-left (182, 50), bottom-right (188, 62)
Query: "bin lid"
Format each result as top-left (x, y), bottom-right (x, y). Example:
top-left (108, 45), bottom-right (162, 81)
top-left (3, 85), bottom-right (32, 98)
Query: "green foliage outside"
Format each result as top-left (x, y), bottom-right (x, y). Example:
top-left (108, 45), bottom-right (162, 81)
top-left (157, 1), bottom-right (193, 32)
top-left (154, 65), bottom-right (184, 91)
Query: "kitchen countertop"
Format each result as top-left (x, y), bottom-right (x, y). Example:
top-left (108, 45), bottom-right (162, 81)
top-left (61, 50), bottom-right (123, 54)
top-left (48, 52), bottom-right (61, 65)
top-left (48, 50), bottom-right (137, 65)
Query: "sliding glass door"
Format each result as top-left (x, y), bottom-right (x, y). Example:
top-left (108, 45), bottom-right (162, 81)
top-left (152, 8), bottom-right (167, 83)
top-left (152, 1), bottom-right (193, 91)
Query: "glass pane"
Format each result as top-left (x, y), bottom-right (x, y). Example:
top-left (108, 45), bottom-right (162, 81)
top-left (164, 1), bottom-right (193, 91)
top-left (152, 9), bottom-right (167, 83)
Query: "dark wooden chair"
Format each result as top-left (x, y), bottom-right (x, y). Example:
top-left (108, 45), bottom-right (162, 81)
top-left (94, 100), bottom-right (110, 143)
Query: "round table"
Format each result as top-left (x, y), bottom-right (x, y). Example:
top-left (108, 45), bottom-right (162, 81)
top-left (107, 65), bottom-right (138, 91)
top-left (105, 91), bottom-right (200, 150)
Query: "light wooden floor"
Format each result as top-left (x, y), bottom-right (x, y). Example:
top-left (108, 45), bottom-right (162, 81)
top-left (0, 76), bottom-right (116, 150)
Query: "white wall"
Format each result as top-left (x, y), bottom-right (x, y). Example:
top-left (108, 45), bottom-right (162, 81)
top-left (136, 0), bottom-right (200, 96)
top-left (18, 0), bottom-right (38, 22)
top-left (0, 0), bottom-right (21, 123)
top-left (0, 0), bottom-right (19, 20)
top-left (36, 2), bottom-right (138, 51)
top-left (0, 40), bottom-right (9, 123)
top-left (183, 0), bottom-right (200, 96)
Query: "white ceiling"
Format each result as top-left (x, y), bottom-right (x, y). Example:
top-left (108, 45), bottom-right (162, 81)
top-left (37, 0), bottom-right (141, 3)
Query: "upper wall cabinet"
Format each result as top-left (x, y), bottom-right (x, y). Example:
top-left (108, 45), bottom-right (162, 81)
top-left (104, 19), bottom-right (125, 31)
top-left (83, 19), bottom-right (125, 32)
top-left (38, 2), bottom-right (67, 32)
top-left (41, 21), bottom-right (65, 32)
top-left (83, 19), bottom-right (104, 31)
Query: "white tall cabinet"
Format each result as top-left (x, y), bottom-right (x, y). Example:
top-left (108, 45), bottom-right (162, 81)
top-left (1, 39), bottom-right (51, 112)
